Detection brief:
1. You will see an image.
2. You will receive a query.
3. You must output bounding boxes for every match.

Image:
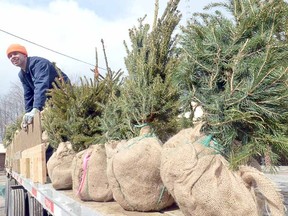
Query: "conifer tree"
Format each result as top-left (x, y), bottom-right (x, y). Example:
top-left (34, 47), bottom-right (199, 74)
top-left (102, 0), bottom-right (182, 142)
top-left (175, 0), bottom-right (288, 168)
top-left (42, 42), bottom-right (123, 152)
top-left (3, 118), bottom-right (21, 147)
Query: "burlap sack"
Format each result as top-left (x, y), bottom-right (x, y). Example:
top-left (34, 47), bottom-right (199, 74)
top-left (72, 144), bottom-right (113, 201)
top-left (161, 135), bottom-right (284, 216)
top-left (163, 122), bottom-right (204, 148)
top-left (47, 141), bottom-right (75, 189)
top-left (238, 165), bottom-right (284, 215)
top-left (105, 127), bottom-right (174, 212)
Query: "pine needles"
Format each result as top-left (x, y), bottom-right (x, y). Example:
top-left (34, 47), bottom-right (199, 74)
top-left (175, 0), bottom-right (288, 168)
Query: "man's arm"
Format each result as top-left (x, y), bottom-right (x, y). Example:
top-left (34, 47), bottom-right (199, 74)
top-left (32, 60), bottom-right (51, 110)
top-left (19, 73), bottom-right (34, 112)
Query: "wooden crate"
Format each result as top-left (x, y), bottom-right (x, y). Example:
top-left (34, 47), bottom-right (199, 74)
top-left (21, 144), bottom-right (47, 184)
top-left (13, 113), bottom-right (43, 153)
top-left (6, 113), bottom-right (47, 183)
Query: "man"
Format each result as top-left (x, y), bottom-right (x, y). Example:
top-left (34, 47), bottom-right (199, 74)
top-left (6, 43), bottom-right (70, 129)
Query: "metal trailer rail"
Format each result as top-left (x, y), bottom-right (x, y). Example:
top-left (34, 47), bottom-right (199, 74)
top-left (7, 170), bottom-right (103, 216)
top-left (6, 170), bottom-right (183, 216)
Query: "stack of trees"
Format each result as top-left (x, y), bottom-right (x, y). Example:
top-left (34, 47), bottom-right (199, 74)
top-left (3, 0), bottom-right (288, 166)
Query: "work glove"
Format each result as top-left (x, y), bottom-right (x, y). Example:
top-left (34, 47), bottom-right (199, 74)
top-left (21, 121), bottom-right (28, 131)
top-left (22, 108), bottom-right (40, 130)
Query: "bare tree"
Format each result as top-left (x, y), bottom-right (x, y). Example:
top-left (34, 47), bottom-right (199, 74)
top-left (0, 81), bottom-right (24, 141)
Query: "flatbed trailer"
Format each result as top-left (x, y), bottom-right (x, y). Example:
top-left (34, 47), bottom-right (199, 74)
top-left (4, 113), bottom-right (183, 216)
top-left (5, 170), bottom-right (183, 216)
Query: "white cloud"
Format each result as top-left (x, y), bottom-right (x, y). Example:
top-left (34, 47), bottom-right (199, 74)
top-left (1, 0), bottom-right (131, 93)
top-left (0, 0), bottom-right (218, 94)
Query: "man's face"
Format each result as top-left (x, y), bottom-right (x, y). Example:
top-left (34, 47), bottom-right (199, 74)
top-left (8, 52), bottom-right (27, 68)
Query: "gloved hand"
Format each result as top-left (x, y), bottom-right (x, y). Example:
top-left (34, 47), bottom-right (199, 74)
top-left (22, 108), bottom-right (40, 126)
top-left (21, 121), bottom-right (28, 131)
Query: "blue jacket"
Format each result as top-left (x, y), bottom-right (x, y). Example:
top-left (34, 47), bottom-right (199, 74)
top-left (18, 56), bottom-right (69, 112)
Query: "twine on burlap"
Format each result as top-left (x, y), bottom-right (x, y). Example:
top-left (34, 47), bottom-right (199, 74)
top-left (124, 132), bottom-right (156, 149)
top-left (77, 152), bottom-right (91, 196)
top-left (157, 186), bottom-right (167, 206)
top-left (160, 126), bottom-right (285, 216)
top-left (110, 134), bottom-right (170, 210)
top-left (72, 145), bottom-right (113, 202)
top-left (105, 126), bottom-right (174, 212)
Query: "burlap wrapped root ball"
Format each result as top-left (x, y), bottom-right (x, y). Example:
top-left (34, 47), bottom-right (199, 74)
top-left (72, 144), bottom-right (113, 202)
top-left (47, 141), bottom-right (75, 189)
top-left (105, 130), bottom-right (174, 212)
top-left (163, 122), bottom-right (203, 148)
top-left (160, 131), bottom-right (285, 216)
top-left (238, 165), bottom-right (285, 215)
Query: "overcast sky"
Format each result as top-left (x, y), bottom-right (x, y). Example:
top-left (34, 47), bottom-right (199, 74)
top-left (0, 0), bottom-right (220, 94)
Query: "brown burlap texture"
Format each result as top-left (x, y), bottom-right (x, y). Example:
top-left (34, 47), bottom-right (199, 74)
top-left (105, 131), bottom-right (174, 212)
top-left (163, 122), bottom-right (204, 148)
top-left (47, 141), bottom-right (75, 190)
top-left (161, 128), bottom-right (285, 216)
top-left (71, 144), bottom-right (113, 202)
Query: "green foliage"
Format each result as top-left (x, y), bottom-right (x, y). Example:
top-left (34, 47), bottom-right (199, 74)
top-left (3, 118), bottom-right (21, 147)
top-left (175, 0), bottom-right (288, 168)
top-left (101, 0), bottom-right (183, 142)
top-left (42, 69), bottom-right (123, 152)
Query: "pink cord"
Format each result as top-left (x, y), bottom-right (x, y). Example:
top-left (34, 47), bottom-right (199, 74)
top-left (77, 152), bottom-right (91, 195)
